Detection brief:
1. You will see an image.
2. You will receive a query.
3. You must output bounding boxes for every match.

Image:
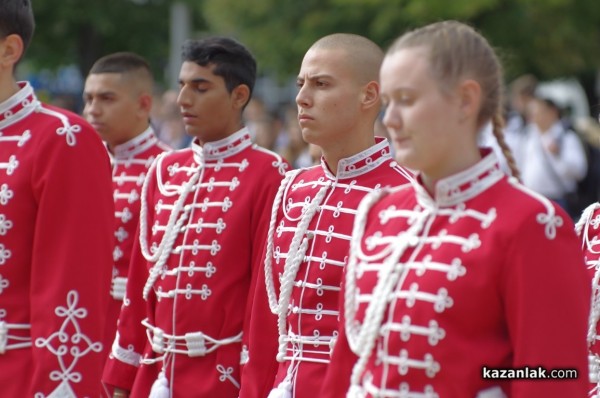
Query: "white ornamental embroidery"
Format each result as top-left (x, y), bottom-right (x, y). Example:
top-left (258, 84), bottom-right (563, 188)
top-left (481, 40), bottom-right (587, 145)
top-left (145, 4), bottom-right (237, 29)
top-left (217, 364), bottom-right (240, 389)
top-left (0, 244), bottom-right (11, 265)
top-left (0, 155), bottom-right (19, 175)
top-left (55, 124), bottom-right (82, 147)
top-left (0, 184), bottom-right (13, 205)
top-left (0, 214), bottom-right (13, 235)
top-left (34, 290), bottom-right (103, 390)
top-left (0, 274), bottom-right (9, 294)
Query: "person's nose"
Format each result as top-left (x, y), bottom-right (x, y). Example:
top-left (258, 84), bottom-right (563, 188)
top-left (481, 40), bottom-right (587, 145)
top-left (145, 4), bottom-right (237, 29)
top-left (177, 86), bottom-right (191, 108)
top-left (84, 98), bottom-right (100, 118)
top-left (295, 84), bottom-right (312, 109)
top-left (382, 103), bottom-right (402, 131)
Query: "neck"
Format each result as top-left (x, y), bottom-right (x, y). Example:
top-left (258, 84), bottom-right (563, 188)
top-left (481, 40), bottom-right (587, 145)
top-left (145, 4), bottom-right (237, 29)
top-left (107, 123), bottom-right (151, 152)
top-left (421, 145), bottom-right (482, 195)
top-left (197, 122), bottom-right (244, 147)
top-left (0, 75), bottom-right (20, 105)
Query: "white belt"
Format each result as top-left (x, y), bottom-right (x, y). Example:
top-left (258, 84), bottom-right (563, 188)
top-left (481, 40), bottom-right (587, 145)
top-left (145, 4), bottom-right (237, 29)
top-left (142, 319), bottom-right (242, 358)
top-left (0, 321), bottom-right (32, 354)
top-left (280, 330), bottom-right (336, 364)
top-left (111, 276), bottom-right (127, 300)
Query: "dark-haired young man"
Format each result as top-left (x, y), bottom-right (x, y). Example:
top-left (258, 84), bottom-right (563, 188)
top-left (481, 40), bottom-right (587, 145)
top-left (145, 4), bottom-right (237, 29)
top-left (0, 0), bottom-right (114, 396)
top-left (102, 37), bottom-right (287, 397)
top-left (83, 52), bottom-right (171, 355)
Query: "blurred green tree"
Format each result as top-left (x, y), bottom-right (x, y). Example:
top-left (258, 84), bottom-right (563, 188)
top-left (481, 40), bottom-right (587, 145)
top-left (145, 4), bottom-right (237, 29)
top-left (27, 0), bottom-right (183, 82)
top-left (24, 0), bottom-right (600, 109)
top-left (203, 0), bottom-right (600, 84)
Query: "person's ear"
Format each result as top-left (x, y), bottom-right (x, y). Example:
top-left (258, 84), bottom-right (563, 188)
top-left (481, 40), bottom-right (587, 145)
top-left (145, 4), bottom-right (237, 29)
top-left (231, 84), bottom-right (251, 110)
top-left (361, 81), bottom-right (380, 110)
top-left (457, 79), bottom-right (482, 122)
top-left (139, 93), bottom-right (153, 114)
top-left (0, 34), bottom-right (24, 69)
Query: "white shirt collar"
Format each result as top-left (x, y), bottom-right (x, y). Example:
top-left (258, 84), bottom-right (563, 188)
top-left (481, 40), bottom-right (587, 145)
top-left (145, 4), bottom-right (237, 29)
top-left (191, 127), bottom-right (253, 164)
top-left (321, 137), bottom-right (393, 180)
top-left (0, 82), bottom-right (40, 130)
top-left (111, 126), bottom-right (159, 159)
top-left (414, 149), bottom-right (504, 207)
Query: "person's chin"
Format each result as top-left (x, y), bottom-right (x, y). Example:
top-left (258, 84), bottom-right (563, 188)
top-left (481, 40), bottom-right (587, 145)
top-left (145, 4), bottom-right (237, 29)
top-left (98, 131), bottom-right (112, 143)
top-left (89, 123), bottom-right (104, 134)
top-left (393, 149), bottom-right (416, 169)
top-left (300, 129), bottom-right (318, 145)
top-left (184, 125), bottom-right (199, 137)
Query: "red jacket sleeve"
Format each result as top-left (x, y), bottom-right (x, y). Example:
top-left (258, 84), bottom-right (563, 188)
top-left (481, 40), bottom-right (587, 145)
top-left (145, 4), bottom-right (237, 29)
top-left (30, 117), bottom-right (114, 396)
top-left (239, 240), bottom-right (281, 398)
top-left (319, 269), bottom-right (357, 398)
top-left (239, 162), bottom-right (287, 398)
top-left (501, 207), bottom-right (590, 397)
top-left (102, 161), bottom-right (159, 392)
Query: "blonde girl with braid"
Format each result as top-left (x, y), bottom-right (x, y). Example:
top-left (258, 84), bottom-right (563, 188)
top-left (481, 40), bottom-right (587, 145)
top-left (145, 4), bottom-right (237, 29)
top-left (320, 20), bottom-right (589, 398)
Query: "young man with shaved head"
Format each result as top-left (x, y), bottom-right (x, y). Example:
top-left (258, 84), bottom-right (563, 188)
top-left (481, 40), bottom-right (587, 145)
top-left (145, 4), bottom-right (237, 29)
top-left (239, 33), bottom-right (413, 398)
top-left (83, 52), bottom-right (171, 356)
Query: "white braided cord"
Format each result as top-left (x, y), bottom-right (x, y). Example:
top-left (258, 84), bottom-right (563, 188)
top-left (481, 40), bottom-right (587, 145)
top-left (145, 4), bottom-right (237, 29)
top-left (276, 181), bottom-right (331, 361)
top-left (576, 203), bottom-right (600, 248)
top-left (139, 154), bottom-right (203, 299)
top-left (344, 189), bottom-right (386, 352)
top-left (344, 190), bottom-right (430, 390)
top-left (264, 170), bottom-right (302, 312)
top-left (262, 170), bottom-right (332, 362)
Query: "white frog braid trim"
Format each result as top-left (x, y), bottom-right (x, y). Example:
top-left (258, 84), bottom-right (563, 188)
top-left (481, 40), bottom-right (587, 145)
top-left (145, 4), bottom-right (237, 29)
top-left (263, 169), bottom-right (333, 362)
top-left (34, 291), bottom-right (103, 397)
top-left (139, 154), bottom-right (203, 300)
top-left (344, 190), bottom-right (430, 393)
top-left (274, 181), bottom-right (331, 361)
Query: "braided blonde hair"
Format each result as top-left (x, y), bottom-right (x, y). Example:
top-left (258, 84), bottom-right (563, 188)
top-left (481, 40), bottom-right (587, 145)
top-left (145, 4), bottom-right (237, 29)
top-left (388, 20), bottom-right (520, 178)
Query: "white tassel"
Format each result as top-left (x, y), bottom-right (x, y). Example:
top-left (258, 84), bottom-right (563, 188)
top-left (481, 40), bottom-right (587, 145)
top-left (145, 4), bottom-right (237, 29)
top-left (149, 371), bottom-right (170, 398)
top-left (476, 386), bottom-right (507, 398)
top-left (267, 380), bottom-right (292, 398)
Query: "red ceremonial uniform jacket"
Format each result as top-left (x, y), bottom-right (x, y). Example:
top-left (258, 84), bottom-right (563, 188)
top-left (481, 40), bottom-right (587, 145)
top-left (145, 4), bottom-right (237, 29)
top-left (104, 127), bottom-right (170, 354)
top-left (0, 82), bottom-right (114, 396)
top-left (102, 128), bottom-right (287, 397)
top-left (239, 138), bottom-right (413, 398)
top-left (576, 202), bottom-right (600, 397)
top-left (321, 150), bottom-right (589, 398)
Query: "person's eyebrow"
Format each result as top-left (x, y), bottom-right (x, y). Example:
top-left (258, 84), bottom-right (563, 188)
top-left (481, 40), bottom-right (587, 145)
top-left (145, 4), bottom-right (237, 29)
top-left (178, 77), bottom-right (212, 85)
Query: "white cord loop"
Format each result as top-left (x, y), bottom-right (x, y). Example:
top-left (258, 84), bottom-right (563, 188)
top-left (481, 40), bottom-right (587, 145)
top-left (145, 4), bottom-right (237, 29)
top-left (139, 155), bottom-right (203, 299)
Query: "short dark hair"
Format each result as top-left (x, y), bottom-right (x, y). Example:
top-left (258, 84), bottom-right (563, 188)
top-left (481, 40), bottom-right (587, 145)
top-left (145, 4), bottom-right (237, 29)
top-left (89, 52), bottom-right (152, 76)
top-left (181, 37), bottom-right (256, 98)
top-left (0, 0), bottom-right (35, 58)
top-left (88, 52), bottom-right (154, 95)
